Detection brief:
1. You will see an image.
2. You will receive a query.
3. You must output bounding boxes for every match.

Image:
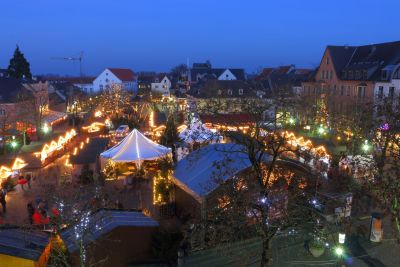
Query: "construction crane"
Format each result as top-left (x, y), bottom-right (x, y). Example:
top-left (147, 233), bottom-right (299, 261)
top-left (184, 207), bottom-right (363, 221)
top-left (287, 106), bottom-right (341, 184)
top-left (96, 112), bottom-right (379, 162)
top-left (51, 51), bottom-right (84, 77)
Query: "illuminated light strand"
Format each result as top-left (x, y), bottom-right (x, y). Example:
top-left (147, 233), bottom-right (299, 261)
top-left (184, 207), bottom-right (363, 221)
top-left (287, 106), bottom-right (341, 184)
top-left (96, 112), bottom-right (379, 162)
top-left (39, 129), bottom-right (77, 162)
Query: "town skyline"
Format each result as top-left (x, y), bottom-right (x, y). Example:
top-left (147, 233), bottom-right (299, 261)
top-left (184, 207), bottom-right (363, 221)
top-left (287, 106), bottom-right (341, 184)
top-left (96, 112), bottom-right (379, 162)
top-left (1, 0), bottom-right (399, 75)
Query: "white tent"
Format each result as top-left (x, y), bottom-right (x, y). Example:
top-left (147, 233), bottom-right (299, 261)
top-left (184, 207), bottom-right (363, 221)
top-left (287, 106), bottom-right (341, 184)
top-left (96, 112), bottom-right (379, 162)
top-left (179, 117), bottom-right (219, 144)
top-left (100, 129), bottom-right (171, 165)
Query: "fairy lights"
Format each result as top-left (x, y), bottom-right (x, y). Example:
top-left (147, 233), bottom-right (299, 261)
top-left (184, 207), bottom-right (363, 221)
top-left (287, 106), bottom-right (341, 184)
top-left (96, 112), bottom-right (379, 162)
top-left (38, 129), bottom-right (77, 162)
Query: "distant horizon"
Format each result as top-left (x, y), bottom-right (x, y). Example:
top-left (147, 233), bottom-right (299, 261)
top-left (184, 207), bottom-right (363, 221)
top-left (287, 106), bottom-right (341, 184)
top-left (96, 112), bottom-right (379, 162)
top-left (1, 0), bottom-right (399, 76)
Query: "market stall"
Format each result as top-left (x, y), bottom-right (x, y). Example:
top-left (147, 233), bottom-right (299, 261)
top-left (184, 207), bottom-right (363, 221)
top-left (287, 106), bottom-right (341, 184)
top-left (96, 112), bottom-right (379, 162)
top-left (100, 129), bottom-right (171, 169)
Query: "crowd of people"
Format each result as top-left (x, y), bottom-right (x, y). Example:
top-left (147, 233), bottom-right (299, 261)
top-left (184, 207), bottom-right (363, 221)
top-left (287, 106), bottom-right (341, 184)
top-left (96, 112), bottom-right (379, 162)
top-left (27, 197), bottom-right (61, 227)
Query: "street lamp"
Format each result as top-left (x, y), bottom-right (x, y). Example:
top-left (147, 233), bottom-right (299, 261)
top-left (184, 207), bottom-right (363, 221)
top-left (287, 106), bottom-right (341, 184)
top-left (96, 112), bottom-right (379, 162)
top-left (10, 140), bottom-right (17, 148)
top-left (288, 117), bottom-right (296, 125)
top-left (362, 140), bottom-right (371, 153)
top-left (42, 123), bottom-right (50, 134)
top-left (317, 125), bottom-right (325, 135)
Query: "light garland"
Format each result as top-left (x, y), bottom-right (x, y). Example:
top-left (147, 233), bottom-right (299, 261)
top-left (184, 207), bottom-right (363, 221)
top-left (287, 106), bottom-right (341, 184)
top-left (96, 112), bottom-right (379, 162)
top-left (0, 158), bottom-right (28, 179)
top-left (36, 129), bottom-right (77, 162)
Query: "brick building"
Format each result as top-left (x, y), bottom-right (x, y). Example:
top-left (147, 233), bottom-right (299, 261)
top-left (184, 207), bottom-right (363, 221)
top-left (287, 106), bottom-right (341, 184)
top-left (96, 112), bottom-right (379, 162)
top-left (301, 40), bottom-right (400, 131)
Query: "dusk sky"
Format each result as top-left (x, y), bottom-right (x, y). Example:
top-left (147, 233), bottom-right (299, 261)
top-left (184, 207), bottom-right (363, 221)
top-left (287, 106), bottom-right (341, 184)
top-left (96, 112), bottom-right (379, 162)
top-left (1, 0), bottom-right (399, 76)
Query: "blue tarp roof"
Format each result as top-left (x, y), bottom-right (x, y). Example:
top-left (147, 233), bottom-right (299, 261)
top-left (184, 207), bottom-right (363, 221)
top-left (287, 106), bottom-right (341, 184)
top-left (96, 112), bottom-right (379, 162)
top-left (174, 143), bottom-right (270, 197)
top-left (60, 209), bottom-right (159, 253)
top-left (0, 227), bottom-right (50, 261)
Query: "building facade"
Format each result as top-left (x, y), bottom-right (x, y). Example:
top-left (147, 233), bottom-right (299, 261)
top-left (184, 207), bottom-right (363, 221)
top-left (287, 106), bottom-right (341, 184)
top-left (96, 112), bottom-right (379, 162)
top-left (92, 68), bottom-right (137, 94)
top-left (301, 41), bottom-right (400, 131)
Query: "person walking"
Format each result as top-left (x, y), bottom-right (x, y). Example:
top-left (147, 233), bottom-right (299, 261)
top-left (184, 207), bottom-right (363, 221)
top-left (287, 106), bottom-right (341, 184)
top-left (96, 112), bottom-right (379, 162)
top-left (26, 173), bottom-right (32, 189)
top-left (0, 189), bottom-right (7, 213)
top-left (27, 202), bottom-right (35, 224)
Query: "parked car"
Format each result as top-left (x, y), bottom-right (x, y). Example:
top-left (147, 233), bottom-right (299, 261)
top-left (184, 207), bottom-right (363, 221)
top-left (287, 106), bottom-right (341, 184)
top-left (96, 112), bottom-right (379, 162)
top-left (115, 125), bottom-right (130, 139)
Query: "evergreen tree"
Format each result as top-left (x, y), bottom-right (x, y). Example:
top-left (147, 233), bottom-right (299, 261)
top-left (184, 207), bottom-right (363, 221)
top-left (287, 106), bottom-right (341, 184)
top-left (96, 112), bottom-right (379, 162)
top-left (7, 45), bottom-right (32, 79)
top-left (160, 114), bottom-right (180, 161)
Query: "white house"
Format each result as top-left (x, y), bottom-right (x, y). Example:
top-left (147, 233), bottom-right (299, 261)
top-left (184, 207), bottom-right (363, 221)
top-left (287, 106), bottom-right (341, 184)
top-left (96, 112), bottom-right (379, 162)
top-left (374, 64), bottom-right (400, 103)
top-left (151, 75), bottom-right (171, 96)
top-left (92, 68), bottom-right (137, 94)
top-left (217, 69), bottom-right (237, 80)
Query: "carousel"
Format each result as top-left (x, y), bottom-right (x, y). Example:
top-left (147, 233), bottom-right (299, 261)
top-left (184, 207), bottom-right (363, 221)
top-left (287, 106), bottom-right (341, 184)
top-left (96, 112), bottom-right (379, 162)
top-left (100, 129), bottom-right (173, 205)
top-left (176, 117), bottom-right (222, 161)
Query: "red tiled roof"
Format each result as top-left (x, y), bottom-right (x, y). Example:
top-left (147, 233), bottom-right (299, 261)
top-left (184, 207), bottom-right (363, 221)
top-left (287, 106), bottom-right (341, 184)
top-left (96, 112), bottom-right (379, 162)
top-left (108, 68), bottom-right (135, 81)
top-left (255, 68), bottom-right (274, 81)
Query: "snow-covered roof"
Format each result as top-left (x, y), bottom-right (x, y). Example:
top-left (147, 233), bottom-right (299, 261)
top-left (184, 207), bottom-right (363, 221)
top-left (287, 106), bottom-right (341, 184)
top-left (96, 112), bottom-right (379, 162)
top-left (60, 209), bottom-right (158, 253)
top-left (179, 118), bottom-right (219, 144)
top-left (173, 143), bottom-right (271, 198)
top-left (100, 129), bottom-right (171, 162)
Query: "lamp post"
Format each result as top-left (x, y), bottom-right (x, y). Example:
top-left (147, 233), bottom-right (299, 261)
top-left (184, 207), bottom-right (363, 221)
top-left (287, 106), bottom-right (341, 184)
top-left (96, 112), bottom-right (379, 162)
top-left (362, 140), bottom-right (371, 154)
top-left (42, 123), bottom-right (50, 134)
top-left (334, 246), bottom-right (345, 267)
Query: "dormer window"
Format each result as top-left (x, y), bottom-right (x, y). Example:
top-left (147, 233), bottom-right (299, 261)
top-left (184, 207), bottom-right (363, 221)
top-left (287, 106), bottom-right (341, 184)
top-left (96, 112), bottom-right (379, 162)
top-left (348, 71), bottom-right (354, 80)
top-left (363, 71), bottom-right (368, 80)
top-left (217, 89), bottom-right (222, 95)
top-left (355, 71), bottom-right (361, 80)
top-left (238, 89), bottom-right (243, 95)
top-left (227, 89), bottom-right (233, 95)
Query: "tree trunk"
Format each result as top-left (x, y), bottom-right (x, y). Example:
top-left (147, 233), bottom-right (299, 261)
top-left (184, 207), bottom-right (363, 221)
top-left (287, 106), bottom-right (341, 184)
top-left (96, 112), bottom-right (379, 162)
top-left (260, 237), bottom-right (272, 267)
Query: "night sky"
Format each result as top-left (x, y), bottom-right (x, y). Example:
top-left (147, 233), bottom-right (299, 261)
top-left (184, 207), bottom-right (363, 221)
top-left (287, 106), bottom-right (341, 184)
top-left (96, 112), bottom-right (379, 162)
top-left (1, 0), bottom-right (399, 76)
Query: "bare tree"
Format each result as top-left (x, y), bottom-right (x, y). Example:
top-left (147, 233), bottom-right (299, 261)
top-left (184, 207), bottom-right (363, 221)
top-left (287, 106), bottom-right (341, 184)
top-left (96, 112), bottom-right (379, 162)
top-left (189, 93), bottom-right (318, 267)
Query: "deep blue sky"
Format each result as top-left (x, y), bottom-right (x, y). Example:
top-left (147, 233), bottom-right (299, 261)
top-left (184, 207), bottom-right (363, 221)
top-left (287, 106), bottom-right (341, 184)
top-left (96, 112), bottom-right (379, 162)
top-left (1, 0), bottom-right (399, 76)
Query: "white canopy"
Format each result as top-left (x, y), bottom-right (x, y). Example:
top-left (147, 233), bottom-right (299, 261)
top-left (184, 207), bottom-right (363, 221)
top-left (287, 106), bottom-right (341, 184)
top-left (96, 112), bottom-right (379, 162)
top-left (100, 129), bottom-right (171, 163)
top-left (179, 118), bottom-right (218, 144)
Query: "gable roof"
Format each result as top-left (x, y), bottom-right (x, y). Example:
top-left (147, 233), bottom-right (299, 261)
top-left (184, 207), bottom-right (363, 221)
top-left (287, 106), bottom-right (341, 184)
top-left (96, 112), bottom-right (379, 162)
top-left (0, 77), bottom-right (33, 103)
top-left (173, 144), bottom-right (273, 198)
top-left (326, 45), bottom-right (357, 76)
top-left (327, 41), bottom-right (400, 81)
top-left (41, 76), bottom-right (95, 84)
top-left (190, 67), bottom-right (246, 82)
top-left (107, 68), bottom-right (135, 81)
top-left (0, 227), bottom-right (50, 261)
top-left (188, 80), bottom-right (258, 98)
top-left (60, 209), bottom-right (159, 253)
top-left (173, 143), bottom-right (253, 198)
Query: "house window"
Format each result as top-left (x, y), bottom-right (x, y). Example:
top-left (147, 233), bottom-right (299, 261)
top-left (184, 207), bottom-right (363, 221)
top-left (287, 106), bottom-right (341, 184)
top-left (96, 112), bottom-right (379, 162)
top-left (217, 89), bottom-right (222, 95)
top-left (99, 84), bottom-right (104, 91)
top-left (363, 71), bottom-right (368, 80)
top-left (329, 70), bottom-right (333, 80)
top-left (355, 71), bottom-right (361, 80)
top-left (389, 87), bottom-right (395, 98)
top-left (378, 86), bottom-right (384, 98)
top-left (227, 89), bottom-right (233, 95)
top-left (321, 71), bottom-right (324, 79)
top-left (357, 86), bottom-right (366, 98)
top-left (238, 89), bottom-right (243, 95)
top-left (340, 85), bottom-right (344, 96)
top-left (326, 57), bottom-right (329, 65)
top-left (333, 85), bottom-right (337, 95)
top-left (348, 71), bottom-right (354, 80)
top-left (0, 109), bottom-right (5, 116)
top-left (346, 86), bottom-right (350, 96)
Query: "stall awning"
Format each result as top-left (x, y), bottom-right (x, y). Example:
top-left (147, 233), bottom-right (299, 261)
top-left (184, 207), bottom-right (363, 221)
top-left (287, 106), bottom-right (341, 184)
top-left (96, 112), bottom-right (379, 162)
top-left (100, 129), bottom-right (171, 162)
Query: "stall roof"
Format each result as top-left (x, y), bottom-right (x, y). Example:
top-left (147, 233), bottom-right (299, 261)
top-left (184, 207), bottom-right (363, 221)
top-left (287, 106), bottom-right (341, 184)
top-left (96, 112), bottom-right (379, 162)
top-left (173, 143), bottom-right (271, 198)
top-left (0, 227), bottom-right (50, 261)
top-left (60, 209), bottom-right (159, 253)
top-left (100, 129), bottom-right (171, 162)
top-left (70, 138), bottom-right (108, 165)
